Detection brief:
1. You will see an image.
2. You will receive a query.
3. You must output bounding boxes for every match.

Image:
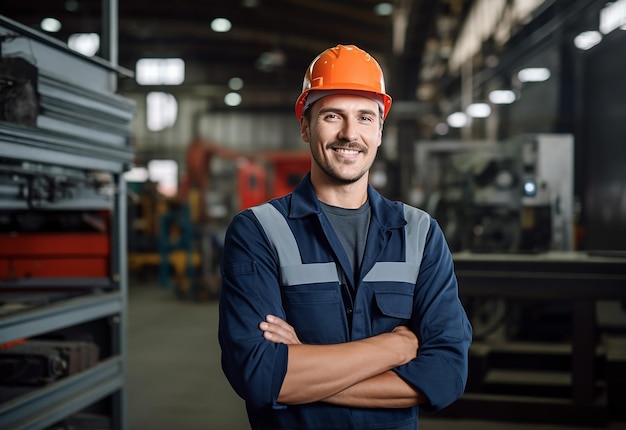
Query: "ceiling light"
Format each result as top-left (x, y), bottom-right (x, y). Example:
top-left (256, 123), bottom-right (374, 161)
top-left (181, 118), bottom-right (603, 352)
top-left (489, 90), bottom-right (517, 105)
top-left (228, 77), bottom-right (244, 91)
top-left (600, 0), bottom-right (626, 34)
top-left (435, 123), bottom-right (449, 136)
top-left (256, 50), bottom-right (286, 72)
top-left (224, 92), bottom-right (242, 107)
top-left (466, 103), bottom-right (491, 118)
top-left (374, 2), bottom-right (394, 16)
top-left (517, 67), bottom-right (551, 83)
top-left (574, 31), bottom-right (602, 50)
top-left (68, 33), bottom-right (100, 57)
top-left (211, 18), bottom-right (232, 33)
top-left (447, 112), bottom-right (469, 128)
top-left (40, 17), bottom-right (61, 32)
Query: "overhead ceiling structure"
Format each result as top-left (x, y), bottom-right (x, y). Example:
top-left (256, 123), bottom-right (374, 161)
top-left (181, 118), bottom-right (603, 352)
top-left (0, 0), bottom-right (473, 112)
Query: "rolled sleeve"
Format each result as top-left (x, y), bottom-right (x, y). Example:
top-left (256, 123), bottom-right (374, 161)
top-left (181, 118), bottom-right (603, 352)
top-left (218, 211), bottom-right (289, 410)
top-left (394, 219), bottom-right (472, 411)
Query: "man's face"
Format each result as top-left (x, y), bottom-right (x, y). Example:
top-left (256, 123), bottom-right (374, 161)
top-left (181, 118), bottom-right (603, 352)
top-left (301, 94), bottom-right (383, 185)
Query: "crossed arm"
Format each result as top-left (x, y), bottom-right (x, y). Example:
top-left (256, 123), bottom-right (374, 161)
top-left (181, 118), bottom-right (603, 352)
top-left (259, 314), bottom-right (428, 408)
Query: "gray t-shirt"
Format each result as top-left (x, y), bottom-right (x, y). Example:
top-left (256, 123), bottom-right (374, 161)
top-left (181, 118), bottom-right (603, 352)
top-left (319, 200), bottom-right (371, 285)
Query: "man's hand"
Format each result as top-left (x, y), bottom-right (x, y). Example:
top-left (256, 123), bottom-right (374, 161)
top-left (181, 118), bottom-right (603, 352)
top-left (259, 314), bottom-right (302, 345)
top-left (391, 325), bottom-right (419, 361)
top-left (259, 316), bottom-right (419, 360)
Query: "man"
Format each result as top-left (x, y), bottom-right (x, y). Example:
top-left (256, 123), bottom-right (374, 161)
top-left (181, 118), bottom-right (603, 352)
top-left (218, 44), bottom-right (472, 430)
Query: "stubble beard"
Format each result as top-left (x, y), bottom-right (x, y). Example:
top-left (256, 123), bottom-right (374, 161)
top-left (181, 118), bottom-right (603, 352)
top-left (310, 142), bottom-right (373, 185)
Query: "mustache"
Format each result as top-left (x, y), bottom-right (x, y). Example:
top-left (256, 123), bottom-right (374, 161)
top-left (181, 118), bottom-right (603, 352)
top-left (326, 141), bottom-right (366, 151)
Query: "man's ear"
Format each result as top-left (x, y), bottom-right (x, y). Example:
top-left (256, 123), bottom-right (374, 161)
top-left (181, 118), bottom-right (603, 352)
top-left (300, 118), bottom-right (310, 142)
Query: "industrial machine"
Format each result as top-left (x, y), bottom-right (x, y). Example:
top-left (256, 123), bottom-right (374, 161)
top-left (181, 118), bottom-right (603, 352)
top-left (127, 139), bottom-right (310, 299)
top-left (412, 134), bottom-right (626, 425)
top-left (413, 134), bottom-right (626, 425)
top-left (413, 134), bottom-right (574, 253)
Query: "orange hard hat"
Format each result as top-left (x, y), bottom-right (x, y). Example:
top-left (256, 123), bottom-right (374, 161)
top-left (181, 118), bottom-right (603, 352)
top-left (295, 44), bottom-right (392, 121)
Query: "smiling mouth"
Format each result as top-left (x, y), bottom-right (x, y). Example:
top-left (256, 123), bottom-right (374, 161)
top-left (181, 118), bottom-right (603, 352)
top-left (333, 147), bottom-right (360, 155)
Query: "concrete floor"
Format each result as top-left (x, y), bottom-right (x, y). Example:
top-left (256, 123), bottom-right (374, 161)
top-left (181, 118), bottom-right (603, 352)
top-left (126, 283), bottom-right (626, 430)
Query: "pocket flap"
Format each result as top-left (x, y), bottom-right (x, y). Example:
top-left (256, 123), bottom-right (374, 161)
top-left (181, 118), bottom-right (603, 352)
top-left (374, 290), bottom-right (413, 319)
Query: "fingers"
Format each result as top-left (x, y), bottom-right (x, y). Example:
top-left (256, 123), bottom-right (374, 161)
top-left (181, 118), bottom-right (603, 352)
top-left (393, 325), bottom-right (417, 340)
top-left (392, 325), bottom-right (410, 333)
top-left (259, 315), bottom-right (302, 345)
top-left (392, 325), bottom-right (420, 354)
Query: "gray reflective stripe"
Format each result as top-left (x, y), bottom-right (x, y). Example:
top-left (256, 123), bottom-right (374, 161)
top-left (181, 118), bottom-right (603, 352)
top-left (251, 204), bottom-right (301, 266)
top-left (252, 202), bottom-right (430, 286)
top-left (363, 262), bottom-right (420, 283)
top-left (251, 203), bottom-right (340, 286)
top-left (404, 204), bottom-right (428, 264)
top-left (282, 263), bottom-right (338, 285)
top-left (363, 204), bottom-right (429, 283)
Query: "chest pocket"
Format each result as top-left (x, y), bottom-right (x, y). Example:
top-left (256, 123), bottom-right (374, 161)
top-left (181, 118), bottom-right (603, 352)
top-left (251, 204), bottom-right (346, 344)
top-left (362, 204), bottom-right (430, 336)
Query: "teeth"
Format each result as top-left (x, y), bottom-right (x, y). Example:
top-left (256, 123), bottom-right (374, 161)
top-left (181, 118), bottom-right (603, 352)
top-left (335, 148), bottom-right (359, 154)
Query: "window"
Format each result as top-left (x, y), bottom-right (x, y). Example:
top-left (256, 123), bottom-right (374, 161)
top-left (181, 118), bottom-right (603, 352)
top-left (146, 92), bottom-right (178, 131)
top-left (136, 58), bottom-right (185, 85)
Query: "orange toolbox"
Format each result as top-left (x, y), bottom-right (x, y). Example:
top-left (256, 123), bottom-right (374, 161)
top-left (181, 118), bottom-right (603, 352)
top-left (0, 233), bottom-right (110, 279)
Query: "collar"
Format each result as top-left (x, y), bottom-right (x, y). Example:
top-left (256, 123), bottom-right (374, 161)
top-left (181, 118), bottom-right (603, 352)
top-left (288, 172), bottom-right (406, 230)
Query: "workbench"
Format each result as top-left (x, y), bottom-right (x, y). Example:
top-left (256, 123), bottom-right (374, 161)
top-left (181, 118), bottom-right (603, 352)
top-left (445, 251), bottom-right (626, 426)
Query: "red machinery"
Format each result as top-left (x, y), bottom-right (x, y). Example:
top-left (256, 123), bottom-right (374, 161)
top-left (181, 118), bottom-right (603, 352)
top-left (178, 138), bottom-right (310, 220)
top-left (128, 139), bottom-right (310, 299)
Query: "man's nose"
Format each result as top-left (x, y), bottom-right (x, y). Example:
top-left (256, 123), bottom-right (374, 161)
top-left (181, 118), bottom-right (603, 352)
top-left (337, 119), bottom-right (358, 142)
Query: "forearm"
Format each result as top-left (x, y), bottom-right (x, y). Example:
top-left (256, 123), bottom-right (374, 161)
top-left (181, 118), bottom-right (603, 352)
top-left (322, 370), bottom-right (427, 408)
top-left (278, 332), bottom-right (415, 404)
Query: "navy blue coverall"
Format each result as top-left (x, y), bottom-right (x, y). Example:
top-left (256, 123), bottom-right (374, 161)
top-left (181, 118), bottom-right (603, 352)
top-left (218, 173), bottom-right (472, 429)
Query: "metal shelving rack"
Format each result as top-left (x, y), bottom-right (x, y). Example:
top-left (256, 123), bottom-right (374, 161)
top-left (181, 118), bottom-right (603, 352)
top-left (0, 11), bottom-right (134, 430)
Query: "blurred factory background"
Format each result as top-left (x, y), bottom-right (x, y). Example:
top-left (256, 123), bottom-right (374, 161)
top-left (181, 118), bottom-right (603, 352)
top-left (0, 0), bottom-right (625, 429)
